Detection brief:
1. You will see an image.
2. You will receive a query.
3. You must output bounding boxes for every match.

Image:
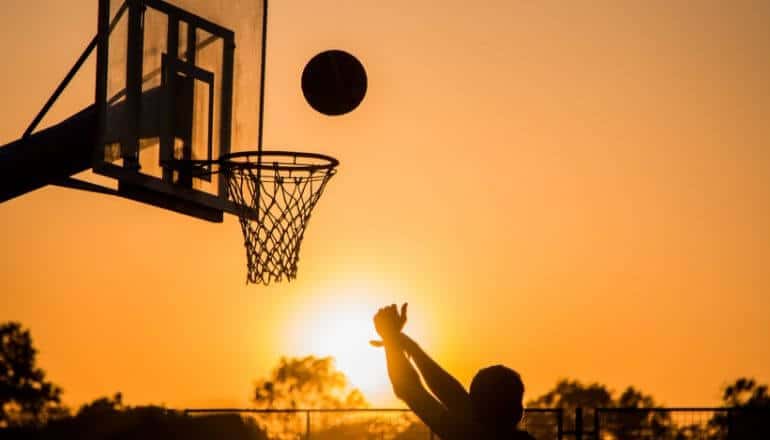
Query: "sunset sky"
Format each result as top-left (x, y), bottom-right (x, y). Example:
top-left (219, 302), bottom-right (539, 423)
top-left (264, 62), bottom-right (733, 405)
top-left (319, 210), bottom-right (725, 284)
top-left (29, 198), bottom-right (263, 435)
top-left (1, 0), bottom-right (769, 411)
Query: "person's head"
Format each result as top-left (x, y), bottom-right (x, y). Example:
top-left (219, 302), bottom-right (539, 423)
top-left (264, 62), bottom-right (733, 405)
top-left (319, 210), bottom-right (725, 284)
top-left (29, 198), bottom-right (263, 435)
top-left (469, 365), bottom-right (525, 432)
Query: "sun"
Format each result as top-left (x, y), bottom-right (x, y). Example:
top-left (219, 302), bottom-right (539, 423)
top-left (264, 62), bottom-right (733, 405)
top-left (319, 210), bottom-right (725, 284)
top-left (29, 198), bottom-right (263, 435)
top-left (286, 285), bottom-right (398, 405)
top-left (308, 310), bottom-right (388, 392)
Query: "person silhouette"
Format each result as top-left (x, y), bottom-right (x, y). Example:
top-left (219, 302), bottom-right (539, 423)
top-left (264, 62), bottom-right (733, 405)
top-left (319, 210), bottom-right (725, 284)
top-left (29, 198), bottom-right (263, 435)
top-left (371, 304), bottom-right (535, 440)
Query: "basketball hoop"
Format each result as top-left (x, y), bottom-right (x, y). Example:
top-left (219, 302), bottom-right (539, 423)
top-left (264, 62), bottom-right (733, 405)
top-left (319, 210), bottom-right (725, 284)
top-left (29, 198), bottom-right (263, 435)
top-left (222, 151), bottom-right (338, 284)
top-left (166, 150), bottom-right (338, 284)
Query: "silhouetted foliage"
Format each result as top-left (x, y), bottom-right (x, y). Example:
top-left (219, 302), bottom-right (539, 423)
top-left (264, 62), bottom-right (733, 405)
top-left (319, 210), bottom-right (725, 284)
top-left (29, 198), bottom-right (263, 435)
top-left (707, 378), bottom-right (770, 439)
top-left (606, 387), bottom-right (671, 438)
top-left (721, 377), bottom-right (770, 408)
top-left (527, 378), bottom-right (613, 437)
top-left (1, 394), bottom-right (267, 440)
top-left (527, 379), bottom-right (672, 439)
top-left (0, 322), bottom-right (65, 428)
top-left (249, 356), bottom-right (428, 439)
top-left (254, 355), bottom-right (367, 409)
top-left (253, 355), bottom-right (369, 439)
top-left (75, 393), bottom-right (124, 418)
top-left (528, 379), bottom-right (614, 410)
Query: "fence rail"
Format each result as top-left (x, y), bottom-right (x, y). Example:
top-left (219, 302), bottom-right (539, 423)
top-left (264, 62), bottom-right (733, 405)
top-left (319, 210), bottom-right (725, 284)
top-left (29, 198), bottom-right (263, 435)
top-left (183, 407), bottom-right (769, 440)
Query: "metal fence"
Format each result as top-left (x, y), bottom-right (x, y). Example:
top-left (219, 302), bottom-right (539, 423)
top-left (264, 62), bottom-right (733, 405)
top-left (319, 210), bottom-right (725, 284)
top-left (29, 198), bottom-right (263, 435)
top-left (594, 407), bottom-right (770, 440)
top-left (184, 408), bottom-right (430, 439)
top-left (183, 407), bottom-right (768, 440)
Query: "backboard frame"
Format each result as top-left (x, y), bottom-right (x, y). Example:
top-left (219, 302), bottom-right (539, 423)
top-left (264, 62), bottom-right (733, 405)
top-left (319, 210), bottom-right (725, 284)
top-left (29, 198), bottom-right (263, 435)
top-left (93, 0), bottom-right (267, 222)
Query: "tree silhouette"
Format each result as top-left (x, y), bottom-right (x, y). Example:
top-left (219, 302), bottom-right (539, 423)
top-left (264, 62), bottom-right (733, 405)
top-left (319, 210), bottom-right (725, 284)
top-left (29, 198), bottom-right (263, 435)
top-left (527, 379), bottom-right (671, 439)
top-left (2, 400), bottom-right (269, 440)
top-left (528, 379), bottom-right (614, 410)
top-left (708, 377), bottom-right (770, 439)
top-left (527, 379), bottom-right (613, 438)
top-left (610, 387), bottom-right (670, 439)
top-left (253, 356), bottom-right (368, 439)
top-left (251, 356), bottom-right (435, 439)
top-left (254, 356), bottom-right (367, 409)
top-left (0, 322), bottom-right (64, 427)
top-left (721, 378), bottom-right (770, 408)
top-left (76, 392), bottom-right (124, 418)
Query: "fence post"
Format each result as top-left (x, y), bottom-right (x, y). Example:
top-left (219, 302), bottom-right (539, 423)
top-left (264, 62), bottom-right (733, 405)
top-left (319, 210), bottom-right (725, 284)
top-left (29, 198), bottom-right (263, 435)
top-left (557, 408), bottom-right (564, 440)
top-left (593, 409), bottom-right (600, 440)
top-left (575, 408), bottom-right (583, 440)
top-left (726, 408), bottom-right (732, 440)
top-left (305, 410), bottom-right (311, 440)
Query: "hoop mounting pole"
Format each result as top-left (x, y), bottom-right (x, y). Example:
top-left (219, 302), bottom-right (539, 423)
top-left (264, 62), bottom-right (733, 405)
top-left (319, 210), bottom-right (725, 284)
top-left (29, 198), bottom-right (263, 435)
top-left (255, 0), bottom-right (269, 220)
top-left (257, 0), bottom-right (269, 154)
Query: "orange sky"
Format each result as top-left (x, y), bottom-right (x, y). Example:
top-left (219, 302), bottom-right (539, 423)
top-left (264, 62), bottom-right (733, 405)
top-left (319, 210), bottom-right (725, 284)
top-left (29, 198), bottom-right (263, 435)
top-left (1, 0), bottom-right (769, 410)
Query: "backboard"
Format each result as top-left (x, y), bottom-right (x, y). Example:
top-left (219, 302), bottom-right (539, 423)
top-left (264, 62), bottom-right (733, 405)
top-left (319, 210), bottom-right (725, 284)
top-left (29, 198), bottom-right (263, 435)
top-left (94, 0), bottom-right (266, 221)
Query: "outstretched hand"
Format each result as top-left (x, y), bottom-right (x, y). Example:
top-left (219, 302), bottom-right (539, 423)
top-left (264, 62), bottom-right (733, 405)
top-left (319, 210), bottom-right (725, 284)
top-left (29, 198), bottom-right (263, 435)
top-left (370, 303), bottom-right (408, 347)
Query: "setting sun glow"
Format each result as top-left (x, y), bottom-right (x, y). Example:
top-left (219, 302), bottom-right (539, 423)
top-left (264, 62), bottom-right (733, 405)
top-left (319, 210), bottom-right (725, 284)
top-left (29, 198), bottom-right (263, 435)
top-left (286, 284), bottom-right (407, 405)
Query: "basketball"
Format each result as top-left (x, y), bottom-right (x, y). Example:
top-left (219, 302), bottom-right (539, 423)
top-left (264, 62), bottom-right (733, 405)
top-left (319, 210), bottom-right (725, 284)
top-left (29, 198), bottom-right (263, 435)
top-left (301, 50), bottom-right (367, 116)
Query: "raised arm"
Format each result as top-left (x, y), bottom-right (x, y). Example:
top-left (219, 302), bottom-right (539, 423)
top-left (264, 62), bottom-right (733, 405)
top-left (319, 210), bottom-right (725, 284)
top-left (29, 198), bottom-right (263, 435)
top-left (381, 336), bottom-right (446, 431)
top-left (374, 306), bottom-right (447, 430)
top-left (398, 333), bottom-right (471, 414)
top-left (371, 304), bottom-right (471, 413)
top-left (373, 305), bottom-right (477, 440)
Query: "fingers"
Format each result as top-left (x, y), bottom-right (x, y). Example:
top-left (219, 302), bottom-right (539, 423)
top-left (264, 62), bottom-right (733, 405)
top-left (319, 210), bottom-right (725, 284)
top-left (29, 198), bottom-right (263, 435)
top-left (374, 305), bottom-right (396, 316)
top-left (373, 304), bottom-right (408, 320)
top-left (373, 303), bottom-right (410, 340)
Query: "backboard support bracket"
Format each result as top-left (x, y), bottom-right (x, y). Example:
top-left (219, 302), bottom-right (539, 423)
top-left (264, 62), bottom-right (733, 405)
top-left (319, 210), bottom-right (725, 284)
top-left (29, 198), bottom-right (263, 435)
top-left (51, 176), bottom-right (224, 222)
top-left (2, 0), bottom-right (269, 225)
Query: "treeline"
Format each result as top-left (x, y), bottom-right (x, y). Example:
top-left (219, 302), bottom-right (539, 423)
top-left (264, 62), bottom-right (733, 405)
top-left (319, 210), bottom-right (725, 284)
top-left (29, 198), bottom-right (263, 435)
top-left (523, 378), bottom-right (770, 439)
top-left (2, 394), bottom-right (267, 440)
top-left (2, 321), bottom-right (769, 440)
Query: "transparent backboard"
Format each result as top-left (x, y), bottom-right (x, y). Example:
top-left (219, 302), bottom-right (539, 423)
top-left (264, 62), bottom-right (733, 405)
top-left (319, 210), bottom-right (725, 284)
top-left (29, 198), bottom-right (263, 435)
top-left (94, 0), bottom-right (265, 221)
